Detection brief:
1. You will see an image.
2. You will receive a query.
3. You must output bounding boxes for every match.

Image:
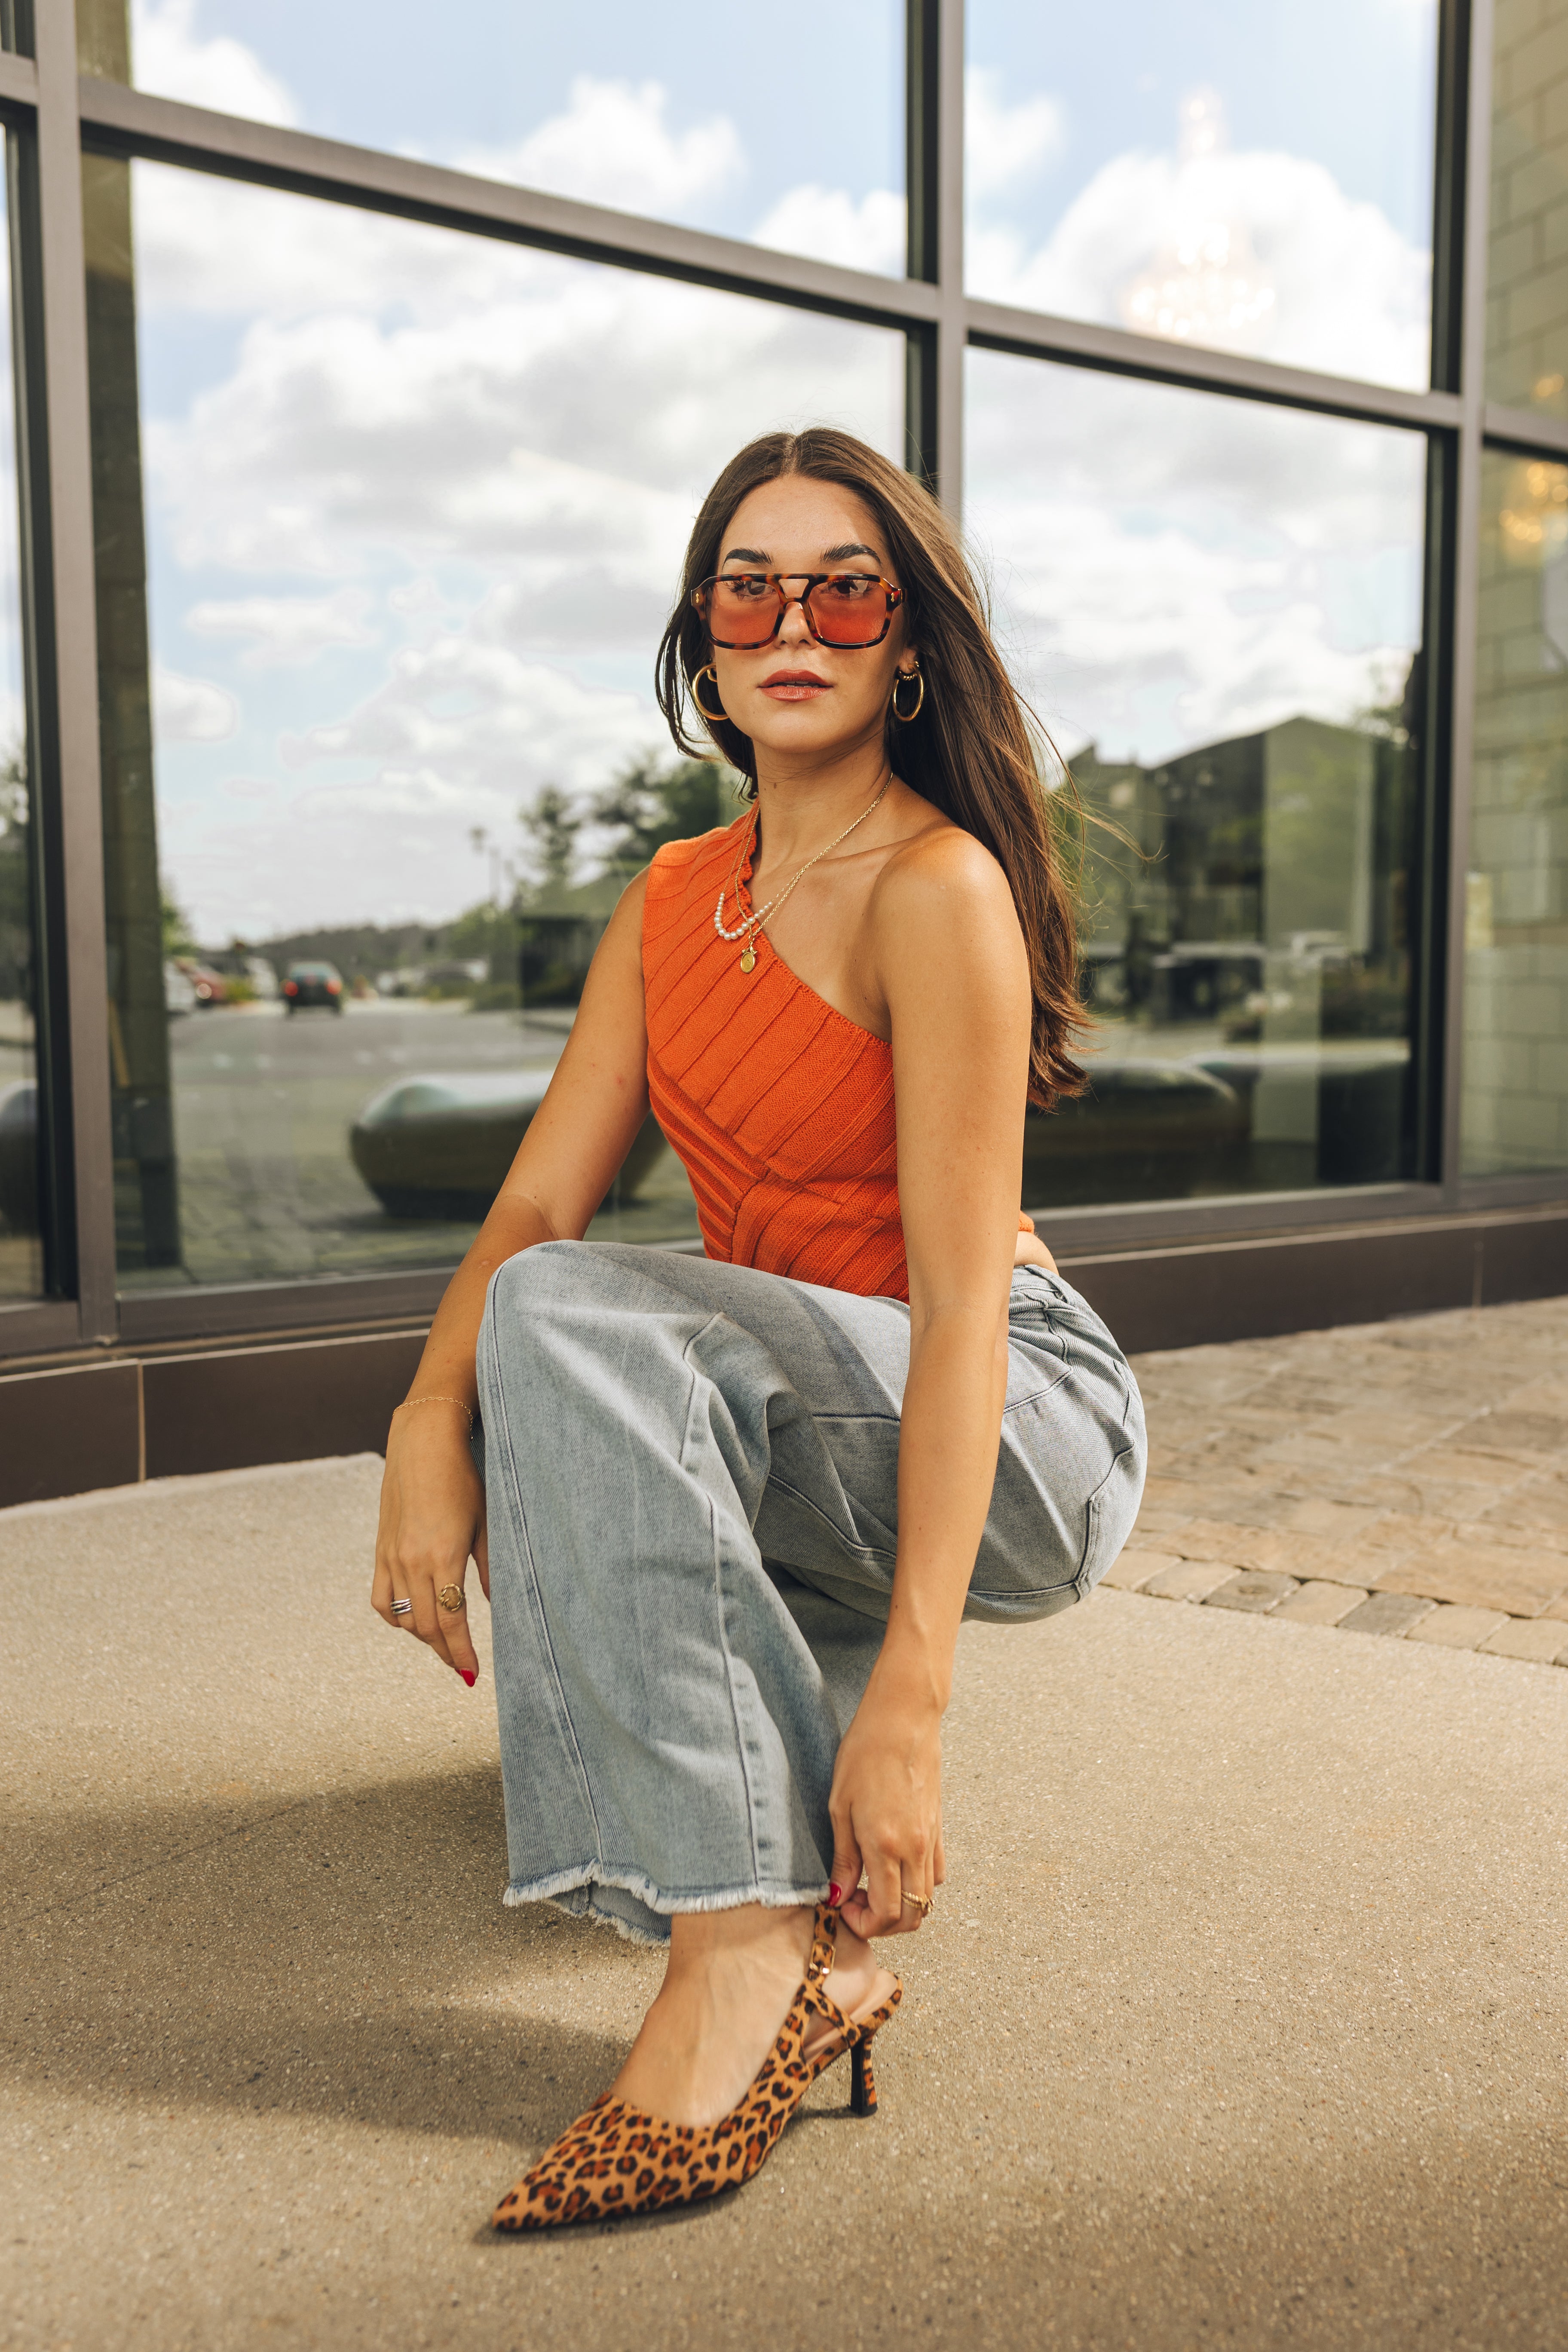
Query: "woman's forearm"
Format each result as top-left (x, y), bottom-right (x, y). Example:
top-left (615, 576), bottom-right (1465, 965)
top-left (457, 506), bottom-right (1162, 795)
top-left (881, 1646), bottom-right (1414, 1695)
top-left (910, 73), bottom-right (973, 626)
top-left (878, 1305), bottom-right (1011, 1710)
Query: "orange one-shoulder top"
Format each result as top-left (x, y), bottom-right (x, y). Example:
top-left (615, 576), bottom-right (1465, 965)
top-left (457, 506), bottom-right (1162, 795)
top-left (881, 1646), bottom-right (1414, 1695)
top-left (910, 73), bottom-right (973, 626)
top-left (643, 819), bottom-right (908, 1301)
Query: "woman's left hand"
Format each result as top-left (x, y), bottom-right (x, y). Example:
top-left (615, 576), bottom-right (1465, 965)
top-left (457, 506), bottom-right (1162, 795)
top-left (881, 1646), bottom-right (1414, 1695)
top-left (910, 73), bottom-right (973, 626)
top-left (827, 1667), bottom-right (945, 1939)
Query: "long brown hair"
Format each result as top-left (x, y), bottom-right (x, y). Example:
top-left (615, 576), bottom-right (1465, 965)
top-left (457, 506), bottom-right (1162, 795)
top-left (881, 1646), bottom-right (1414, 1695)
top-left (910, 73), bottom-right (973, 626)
top-left (655, 426), bottom-right (1086, 1107)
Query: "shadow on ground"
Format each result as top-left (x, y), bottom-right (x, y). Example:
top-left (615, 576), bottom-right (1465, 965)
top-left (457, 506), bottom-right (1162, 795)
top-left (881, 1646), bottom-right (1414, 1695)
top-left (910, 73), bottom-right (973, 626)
top-left (6, 1767), bottom-right (637, 2157)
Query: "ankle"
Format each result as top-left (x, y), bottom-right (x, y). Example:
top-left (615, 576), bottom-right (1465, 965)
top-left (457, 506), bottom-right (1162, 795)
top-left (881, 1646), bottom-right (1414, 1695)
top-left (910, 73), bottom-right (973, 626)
top-left (664, 1902), bottom-right (813, 1991)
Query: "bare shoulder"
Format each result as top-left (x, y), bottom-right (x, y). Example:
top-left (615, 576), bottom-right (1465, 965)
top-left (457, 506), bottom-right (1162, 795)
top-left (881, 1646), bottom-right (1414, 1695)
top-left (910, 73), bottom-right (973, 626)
top-left (870, 812), bottom-right (1019, 937)
top-left (609, 866), bottom-right (651, 925)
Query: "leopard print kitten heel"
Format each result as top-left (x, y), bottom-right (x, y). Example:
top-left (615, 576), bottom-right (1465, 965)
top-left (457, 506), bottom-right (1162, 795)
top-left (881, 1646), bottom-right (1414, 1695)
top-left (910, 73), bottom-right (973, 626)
top-left (490, 1904), bottom-right (900, 2231)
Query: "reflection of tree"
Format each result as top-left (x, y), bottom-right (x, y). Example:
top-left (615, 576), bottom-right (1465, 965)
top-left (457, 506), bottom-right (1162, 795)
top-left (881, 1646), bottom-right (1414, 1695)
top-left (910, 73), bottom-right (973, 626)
top-left (508, 757), bottom-right (743, 1006)
top-left (520, 787), bottom-right (582, 890)
top-left (160, 888), bottom-right (196, 959)
top-left (591, 756), bottom-right (743, 870)
top-left (0, 750), bottom-right (31, 1010)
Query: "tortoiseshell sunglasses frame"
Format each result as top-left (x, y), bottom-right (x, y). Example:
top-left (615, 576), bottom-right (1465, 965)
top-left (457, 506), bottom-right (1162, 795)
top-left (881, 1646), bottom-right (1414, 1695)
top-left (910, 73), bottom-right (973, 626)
top-left (693, 571), bottom-right (905, 649)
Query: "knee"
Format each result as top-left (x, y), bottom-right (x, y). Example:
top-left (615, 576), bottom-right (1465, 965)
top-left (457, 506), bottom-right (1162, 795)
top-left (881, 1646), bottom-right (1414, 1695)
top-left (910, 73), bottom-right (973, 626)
top-left (489, 1238), bottom-right (587, 1319)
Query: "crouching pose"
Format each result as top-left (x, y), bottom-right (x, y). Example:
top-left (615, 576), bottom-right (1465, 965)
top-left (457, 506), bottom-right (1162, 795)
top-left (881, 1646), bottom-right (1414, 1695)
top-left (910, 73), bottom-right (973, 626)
top-left (372, 426), bottom-right (1146, 2229)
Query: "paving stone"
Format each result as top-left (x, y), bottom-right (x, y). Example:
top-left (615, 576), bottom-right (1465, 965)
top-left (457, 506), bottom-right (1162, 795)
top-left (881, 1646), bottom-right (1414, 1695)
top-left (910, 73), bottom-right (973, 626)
top-left (1469, 1412), bottom-right (1568, 1455)
top-left (1477, 1618), bottom-right (1568, 1665)
top-left (1098, 1547), bottom-right (1181, 1592)
top-left (1406, 1605), bottom-right (1512, 1651)
top-left (1354, 1511), bottom-right (1461, 1553)
top-left (1202, 1570), bottom-right (1300, 1613)
top-left (1461, 1515), bottom-right (1568, 1557)
top-left (1165, 1518), bottom-right (1274, 1569)
top-left (1272, 1580), bottom-right (1369, 1625)
top-left (1400, 1446), bottom-right (1536, 1489)
top-left (1139, 1559), bottom-right (1242, 1602)
top-left (1338, 1591), bottom-right (1439, 1638)
top-left (1503, 1380), bottom-right (1568, 1414)
top-left (1545, 1595), bottom-right (1568, 1623)
top-left (1138, 1473), bottom-right (1211, 1511)
top-left (1481, 1478), bottom-right (1568, 1531)
top-left (1369, 1542), bottom-right (1568, 1618)
top-left (1279, 1498), bottom-right (1387, 1540)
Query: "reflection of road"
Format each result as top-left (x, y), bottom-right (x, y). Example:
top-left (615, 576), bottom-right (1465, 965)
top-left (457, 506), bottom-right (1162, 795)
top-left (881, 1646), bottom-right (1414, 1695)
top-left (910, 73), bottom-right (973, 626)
top-left (151, 1001), bottom-right (698, 1292)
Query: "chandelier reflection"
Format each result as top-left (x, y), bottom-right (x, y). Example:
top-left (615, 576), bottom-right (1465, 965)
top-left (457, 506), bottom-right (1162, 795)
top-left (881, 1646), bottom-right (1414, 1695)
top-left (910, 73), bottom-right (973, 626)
top-left (1498, 459), bottom-right (1568, 564)
top-left (1121, 90), bottom-right (1276, 351)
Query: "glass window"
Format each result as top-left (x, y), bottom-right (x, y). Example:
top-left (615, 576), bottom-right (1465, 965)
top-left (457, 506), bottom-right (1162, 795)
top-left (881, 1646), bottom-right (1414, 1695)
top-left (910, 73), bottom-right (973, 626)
top-left (1488, 0), bottom-right (1568, 420)
top-left (87, 159), bottom-right (905, 1295)
top-left (965, 0), bottom-right (1439, 393)
top-left (966, 347), bottom-right (1430, 1213)
top-left (0, 158), bottom-right (39, 1304)
top-left (78, 0), bottom-right (905, 278)
top-left (1462, 450), bottom-right (1568, 1176)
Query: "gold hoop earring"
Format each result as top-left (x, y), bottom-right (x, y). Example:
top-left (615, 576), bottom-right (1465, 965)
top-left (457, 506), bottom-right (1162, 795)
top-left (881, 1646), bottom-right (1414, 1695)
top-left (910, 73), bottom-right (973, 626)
top-left (891, 665), bottom-right (925, 722)
top-left (692, 663), bottom-right (727, 723)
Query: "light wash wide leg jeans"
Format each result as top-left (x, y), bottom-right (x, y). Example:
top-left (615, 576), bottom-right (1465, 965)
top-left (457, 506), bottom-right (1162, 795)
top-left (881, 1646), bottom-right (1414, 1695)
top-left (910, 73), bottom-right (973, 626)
top-left (477, 1242), bottom-right (1145, 1946)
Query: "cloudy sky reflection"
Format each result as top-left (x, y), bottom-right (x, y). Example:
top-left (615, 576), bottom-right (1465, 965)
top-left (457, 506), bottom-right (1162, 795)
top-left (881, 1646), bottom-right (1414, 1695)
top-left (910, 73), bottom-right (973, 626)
top-left (128, 0), bottom-right (1437, 941)
top-left (135, 161), bottom-right (904, 940)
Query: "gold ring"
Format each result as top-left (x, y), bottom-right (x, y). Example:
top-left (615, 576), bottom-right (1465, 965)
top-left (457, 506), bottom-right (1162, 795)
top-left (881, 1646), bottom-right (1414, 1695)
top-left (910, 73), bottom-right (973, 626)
top-left (900, 1891), bottom-right (933, 1917)
top-left (437, 1584), bottom-right (466, 1614)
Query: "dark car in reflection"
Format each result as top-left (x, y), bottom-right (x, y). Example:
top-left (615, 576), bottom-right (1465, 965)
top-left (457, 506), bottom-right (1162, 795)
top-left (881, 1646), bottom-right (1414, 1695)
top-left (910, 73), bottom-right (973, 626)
top-left (1022, 1046), bottom-right (1411, 1206)
top-left (350, 1069), bottom-right (667, 1220)
top-left (0, 1079), bottom-right (36, 1233)
top-left (284, 960), bottom-right (345, 1013)
top-left (1024, 1059), bottom-right (1250, 1207)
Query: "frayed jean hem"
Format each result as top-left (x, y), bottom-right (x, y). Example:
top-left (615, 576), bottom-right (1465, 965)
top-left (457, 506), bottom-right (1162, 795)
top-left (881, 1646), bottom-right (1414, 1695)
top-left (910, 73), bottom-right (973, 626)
top-left (502, 1860), bottom-right (831, 1949)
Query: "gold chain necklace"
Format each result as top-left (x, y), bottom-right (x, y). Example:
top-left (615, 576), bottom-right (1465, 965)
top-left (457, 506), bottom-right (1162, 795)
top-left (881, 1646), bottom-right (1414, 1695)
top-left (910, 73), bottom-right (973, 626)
top-left (714, 775), bottom-right (892, 974)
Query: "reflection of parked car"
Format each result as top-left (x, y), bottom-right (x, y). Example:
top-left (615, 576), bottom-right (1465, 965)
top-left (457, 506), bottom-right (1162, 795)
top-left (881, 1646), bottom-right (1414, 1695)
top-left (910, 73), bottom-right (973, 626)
top-left (163, 960), bottom-right (198, 1015)
top-left (350, 1069), bottom-right (666, 1219)
top-left (0, 1079), bottom-right (37, 1233)
top-left (283, 960), bottom-right (344, 1013)
top-left (1024, 1059), bottom-right (1249, 1208)
top-left (174, 957), bottom-right (228, 1007)
top-left (1195, 1048), bottom-right (1409, 1186)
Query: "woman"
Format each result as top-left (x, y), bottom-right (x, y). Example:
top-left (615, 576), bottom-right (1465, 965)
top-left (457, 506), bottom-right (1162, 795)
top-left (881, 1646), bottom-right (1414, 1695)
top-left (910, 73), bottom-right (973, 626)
top-left (372, 427), bottom-right (1146, 2229)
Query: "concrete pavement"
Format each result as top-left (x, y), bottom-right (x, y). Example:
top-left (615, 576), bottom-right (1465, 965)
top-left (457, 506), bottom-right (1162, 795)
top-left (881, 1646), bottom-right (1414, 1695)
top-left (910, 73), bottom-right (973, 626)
top-left (3, 1383), bottom-right (1566, 2349)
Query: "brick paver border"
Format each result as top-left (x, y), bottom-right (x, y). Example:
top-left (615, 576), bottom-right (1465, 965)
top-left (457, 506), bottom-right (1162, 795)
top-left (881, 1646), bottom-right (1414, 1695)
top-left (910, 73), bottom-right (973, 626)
top-left (1111, 1293), bottom-right (1568, 1669)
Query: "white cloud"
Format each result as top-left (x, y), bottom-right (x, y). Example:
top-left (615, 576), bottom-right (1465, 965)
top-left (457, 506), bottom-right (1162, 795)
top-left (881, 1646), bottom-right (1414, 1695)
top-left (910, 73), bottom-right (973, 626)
top-left (965, 70), bottom-right (1066, 201)
top-left (293, 637), bottom-right (652, 801)
top-left (967, 358), bottom-right (1426, 765)
top-left (967, 134), bottom-right (1430, 391)
top-left (129, 0), bottom-right (297, 126)
top-left (458, 77), bottom-right (742, 217)
top-left (185, 587), bottom-right (376, 666)
top-left (152, 664), bottom-right (239, 743)
top-left (751, 186), bottom-right (906, 274)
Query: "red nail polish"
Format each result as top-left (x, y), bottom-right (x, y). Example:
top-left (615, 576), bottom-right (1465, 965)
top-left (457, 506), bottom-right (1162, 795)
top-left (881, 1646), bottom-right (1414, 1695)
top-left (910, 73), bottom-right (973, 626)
top-left (829, 1882), bottom-right (842, 1906)
top-left (460, 1669), bottom-right (478, 1687)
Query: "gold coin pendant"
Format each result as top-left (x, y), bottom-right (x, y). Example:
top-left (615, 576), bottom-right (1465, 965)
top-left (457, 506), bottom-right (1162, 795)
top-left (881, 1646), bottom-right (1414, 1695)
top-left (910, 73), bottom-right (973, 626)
top-left (739, 943), bottom-right (756, 974)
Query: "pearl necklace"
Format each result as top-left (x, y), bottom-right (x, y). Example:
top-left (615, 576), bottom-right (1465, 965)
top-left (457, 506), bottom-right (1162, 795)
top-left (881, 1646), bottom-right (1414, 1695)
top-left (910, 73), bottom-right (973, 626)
top-left (714, 776), bottom-right (893, 974)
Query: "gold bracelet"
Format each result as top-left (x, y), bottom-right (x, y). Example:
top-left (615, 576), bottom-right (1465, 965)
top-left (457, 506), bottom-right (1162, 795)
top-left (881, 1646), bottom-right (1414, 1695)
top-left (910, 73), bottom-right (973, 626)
top-left (392, 1395), bottom-right (474, 1437)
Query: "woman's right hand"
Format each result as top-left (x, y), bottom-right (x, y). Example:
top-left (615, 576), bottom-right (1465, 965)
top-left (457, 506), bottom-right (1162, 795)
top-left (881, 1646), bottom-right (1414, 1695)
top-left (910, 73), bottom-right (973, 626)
top-left (371, 1404), bottom-right (488, 1684)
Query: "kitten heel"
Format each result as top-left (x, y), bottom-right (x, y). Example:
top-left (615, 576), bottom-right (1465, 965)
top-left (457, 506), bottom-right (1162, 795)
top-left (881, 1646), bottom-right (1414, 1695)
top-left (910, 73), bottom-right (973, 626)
top-left (849, 2035), bottom-right (878, 2117)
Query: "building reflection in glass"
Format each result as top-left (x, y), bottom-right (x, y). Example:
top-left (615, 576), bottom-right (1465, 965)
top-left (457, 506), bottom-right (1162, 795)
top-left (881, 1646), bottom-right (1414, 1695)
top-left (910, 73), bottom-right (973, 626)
top-left (1463, 451), bottom-right (1568, 1176)
top-left (965, 349), bottom-right (1429, 1213)
top-left (1034, 693), bottom-right (1419, 1208)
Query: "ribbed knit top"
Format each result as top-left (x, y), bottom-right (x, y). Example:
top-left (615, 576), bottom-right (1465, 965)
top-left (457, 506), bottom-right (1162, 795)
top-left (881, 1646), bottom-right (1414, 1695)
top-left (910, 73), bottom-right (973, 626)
top-left (643, 818), bottom-right (908, 1301)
